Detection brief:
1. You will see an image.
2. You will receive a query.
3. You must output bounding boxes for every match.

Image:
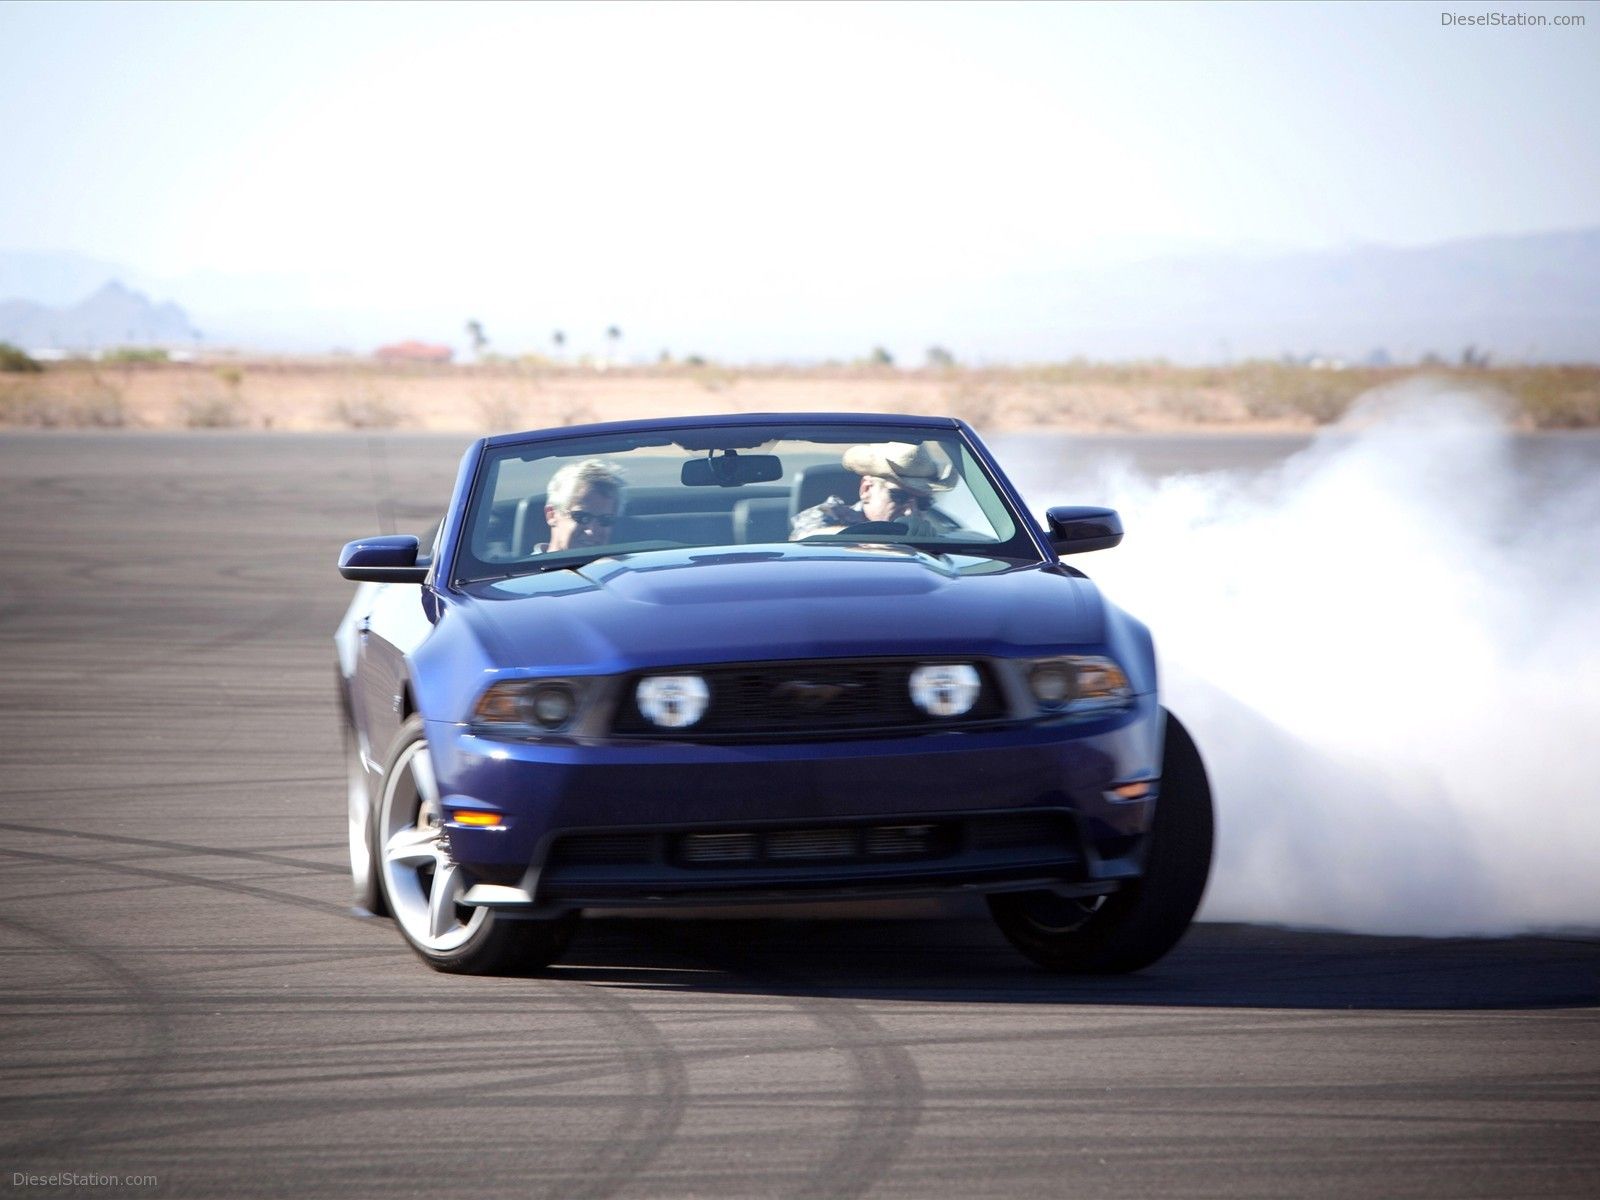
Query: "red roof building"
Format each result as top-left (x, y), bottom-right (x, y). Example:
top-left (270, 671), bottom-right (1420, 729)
top-left (374, 340), bottom-right (454, 363)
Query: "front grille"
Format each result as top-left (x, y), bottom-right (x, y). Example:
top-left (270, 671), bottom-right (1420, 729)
top-left (545, 811), bottom-right (1072, 876)
top-left (611, 657), bottom-right (1006, 739)
top-left (546, 833), bottom-right (657, 866)
top-left (678, 820), bottom-right (957, 867)
top-left (679, 832), bottom-right (758, 863)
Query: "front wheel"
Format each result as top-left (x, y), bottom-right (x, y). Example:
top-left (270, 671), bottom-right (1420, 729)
top-left (344, 719), bottom-right (385, 915)
top-left (373, 716), bottom-right (575, 974)
top-left (988, 709), bottom-right (1213, 974)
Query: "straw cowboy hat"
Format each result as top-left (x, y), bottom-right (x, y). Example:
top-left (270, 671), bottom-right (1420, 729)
top-left (841, 441), bottom-right (956, 495)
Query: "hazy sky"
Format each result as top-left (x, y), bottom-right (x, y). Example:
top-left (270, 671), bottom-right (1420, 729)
top-left (1, 0), bottom-right (1596, 354)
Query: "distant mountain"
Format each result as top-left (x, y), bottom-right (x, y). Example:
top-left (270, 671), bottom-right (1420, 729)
top-left (0, 281), bottom-right (202, 351)
top-left (1, 228), bottom-right (1596, 362)
top-left (0, 249), bottom-right (148, 309)
top-left (921, 228), bottom-right (1600, 365)
top-left (506, 226), bottom-right (1600, 365)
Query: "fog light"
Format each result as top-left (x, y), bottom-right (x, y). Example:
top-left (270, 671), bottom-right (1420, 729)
top-left (636, 674), bottom-right (710, 728)
top-left (908, 663), bottom-right (980, 717)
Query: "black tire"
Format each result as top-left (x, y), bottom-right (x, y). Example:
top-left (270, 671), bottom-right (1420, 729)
top-left (344, 719), bottom-right (387, 915)
top-left (337, 675), bottom-right (387, 916)
top-left (372, 716), bottom-right (576, 975)
top-left (988, 708), bottom-right (1213, 974)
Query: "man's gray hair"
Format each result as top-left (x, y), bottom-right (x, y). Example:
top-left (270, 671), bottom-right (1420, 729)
top-left (546, 458), bottom-right (626, 514)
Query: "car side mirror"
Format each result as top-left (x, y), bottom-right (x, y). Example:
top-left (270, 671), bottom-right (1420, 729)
top-left (1045, 506), bottom-right (1123, 555)
top-left (339, 535), bottom-right (427, 583)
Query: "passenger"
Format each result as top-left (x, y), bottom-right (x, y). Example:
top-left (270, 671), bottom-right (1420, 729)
top-left (790, 441), bottom-right (957, 539)
top-left (538, 459), bottom-right (626, 552)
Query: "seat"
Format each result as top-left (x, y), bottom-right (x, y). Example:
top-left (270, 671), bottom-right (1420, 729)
top-left (733, 497), bottom-right (791, 544)
top-left (511, 494), bottom-right (550, 556)
top-left (615, 512), bottom-right (734, 546)
top-left (790, 464), bottom-right (858, 519)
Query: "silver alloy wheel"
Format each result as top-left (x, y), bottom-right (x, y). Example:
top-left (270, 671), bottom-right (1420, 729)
top-left (378, 738), bottom-right (487, 953)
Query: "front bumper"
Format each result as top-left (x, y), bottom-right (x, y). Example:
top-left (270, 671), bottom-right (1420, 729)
top-left (426, 696), bottom-right (1163, 911)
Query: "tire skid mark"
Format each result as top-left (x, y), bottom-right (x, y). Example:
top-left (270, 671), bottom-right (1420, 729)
top-left (527, 979), bottom-right (692, 1200)
top-left (0, 807), bottom-right (687, 1187)
top-left (1, 838), bottom-right (687, 1197)
top-left (24, 881), bottom-right (176, 905)
top-left (0, 912), bottom-right (175, 1161)
top-left (0, 822), bottom-right (345, 875)
top-left (1, 774), bottom-right (338, 801)
top-left (1, 984), bottom-right (691, 1181)
top-left (0, 847), bottom-right (352, 919)
top-left (663, 929), bottom-right (926, 1200)
top-left (58, 595), bottom-right (304, 694)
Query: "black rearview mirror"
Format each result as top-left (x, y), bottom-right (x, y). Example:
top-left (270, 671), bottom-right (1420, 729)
top-left (681, 452), bottom-right (784, 487)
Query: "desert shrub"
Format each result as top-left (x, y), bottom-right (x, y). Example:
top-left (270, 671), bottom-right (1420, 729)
top-left (943, 381), bottom-right (999, 428)
top-left (2, 373), bottom-right (127, 427)
top-left (692, 364), bottom-right (739, 392)
top-left (176, 392), bottom-right (248, 428)
top-left (1233, 361), bottom-right (1381, 424)
top-left (1152, 383), bottom-right (1229, 424)
top-left (473, 389), bottom-right (529, 431)
top-left (71, 375), bottom-right (129, 426)
top-left (0, 342), bottom-right (42, 373)
top-left (1503, 366), bottom-right (1600, 430)
top-left (327, 386), bottom-right (401, 429)
top-left (104, 346), bottom-right (169, 364)
top-left (556, 400), bottom-right (595, 428)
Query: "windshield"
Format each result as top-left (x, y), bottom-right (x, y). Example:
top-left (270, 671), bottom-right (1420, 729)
top-left (452, 422), bottom-right (1040, 585)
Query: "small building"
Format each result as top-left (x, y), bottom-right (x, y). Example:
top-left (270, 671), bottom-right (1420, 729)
top-left (374, 340), bottom-right (454, 364)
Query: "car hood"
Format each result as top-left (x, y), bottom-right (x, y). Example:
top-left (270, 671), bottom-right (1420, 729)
top-left (452, 543), bottom-right (1109, 672)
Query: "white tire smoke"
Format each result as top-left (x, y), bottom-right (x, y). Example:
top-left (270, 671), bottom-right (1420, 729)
top-left (1007, 383), bottom-right (1600, 936)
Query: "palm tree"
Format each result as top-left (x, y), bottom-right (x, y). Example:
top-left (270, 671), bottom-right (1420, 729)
top-left (552, 329), bottom-right (566, 360)
top-left (605, 325), bottom-right (622, 367)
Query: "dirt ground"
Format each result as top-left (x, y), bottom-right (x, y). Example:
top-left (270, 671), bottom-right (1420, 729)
top-left (2, 359), bottom-right (1596, 433)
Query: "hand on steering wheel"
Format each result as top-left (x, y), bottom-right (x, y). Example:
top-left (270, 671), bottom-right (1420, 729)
top-left (836, 520), bottom-right (909, 535)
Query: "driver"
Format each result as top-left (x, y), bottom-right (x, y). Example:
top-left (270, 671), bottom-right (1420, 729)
top-left (790, 441), bottom-right (957, 539)
top-left (537, 459), bottom-right (626, 552)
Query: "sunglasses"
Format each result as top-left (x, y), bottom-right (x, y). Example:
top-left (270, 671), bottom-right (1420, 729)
top-left (882, 485), bottom-right (933, 511)
top-left (564, 508), bottom-right (617, 528)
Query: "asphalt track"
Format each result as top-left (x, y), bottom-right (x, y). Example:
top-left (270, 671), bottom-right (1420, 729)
top-left (1, 431), bottom-right (1596, 1200)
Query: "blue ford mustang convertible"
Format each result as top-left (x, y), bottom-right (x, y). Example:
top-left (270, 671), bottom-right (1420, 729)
top-left (335, 413), bottom-right (1212, 974)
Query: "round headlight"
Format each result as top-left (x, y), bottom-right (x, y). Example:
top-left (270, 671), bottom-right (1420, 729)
top-left (526, 684), bottom-right (576, 730)
top-left (908, 663), bottom-right (980, 717)
top-left (636, 674), bottom-right (710, 728)
top-left (1029, 663), bottom-right (1073, 706)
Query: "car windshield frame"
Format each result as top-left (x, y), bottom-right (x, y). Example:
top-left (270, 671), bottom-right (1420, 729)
top-left (446, 415), bottom-right (1050, 588)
